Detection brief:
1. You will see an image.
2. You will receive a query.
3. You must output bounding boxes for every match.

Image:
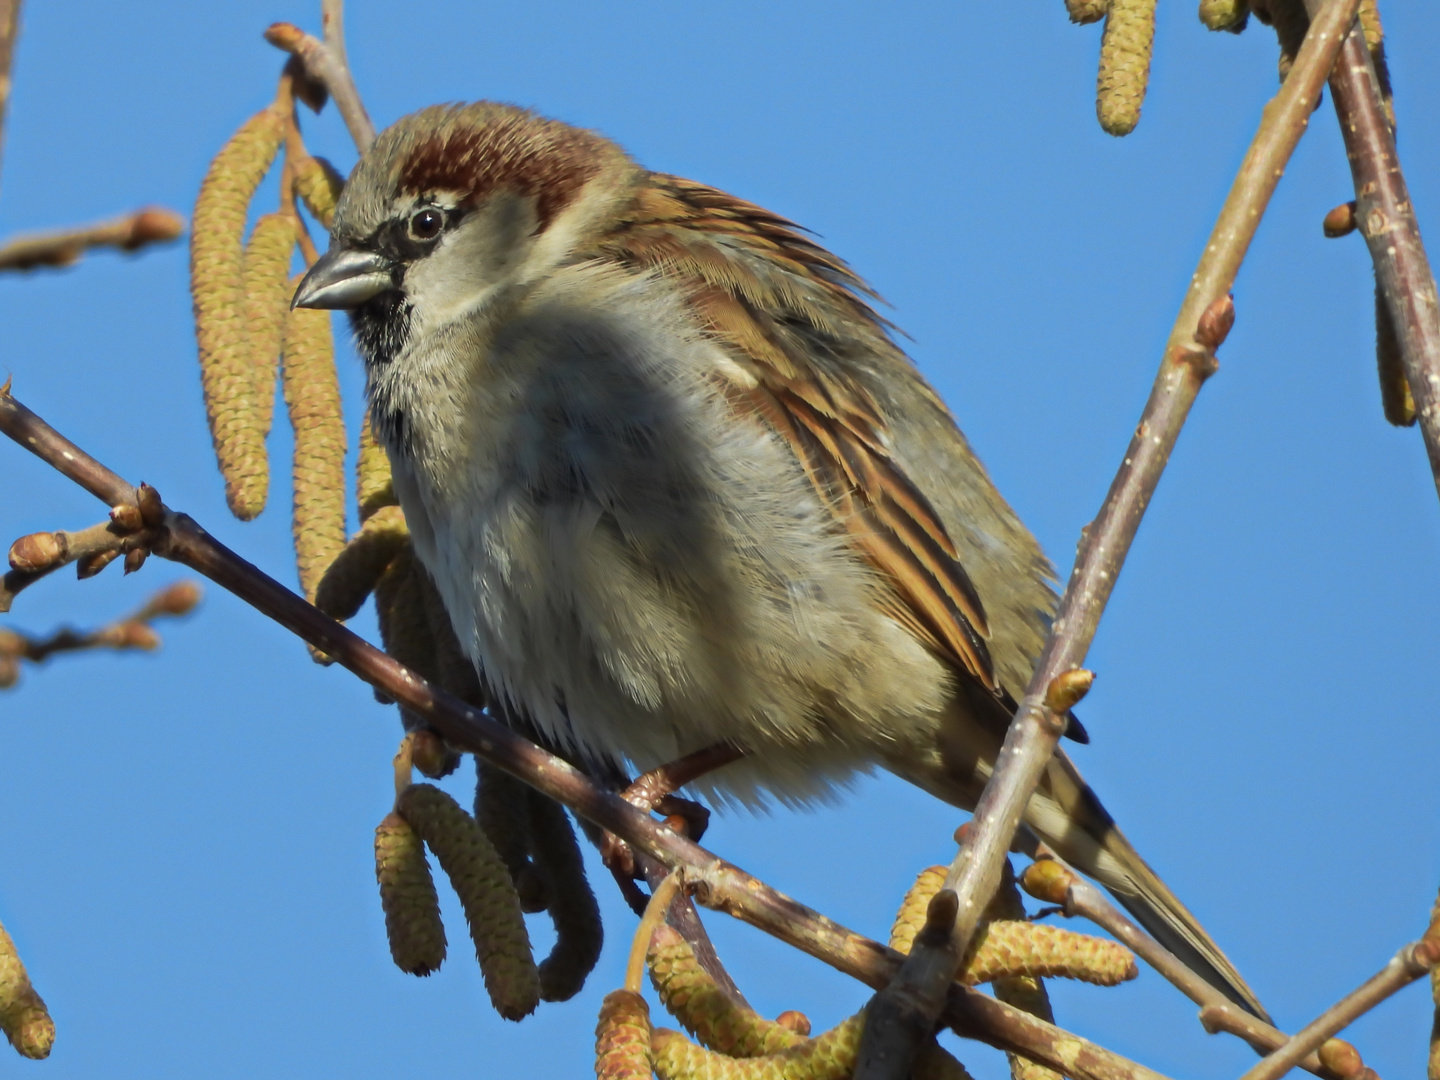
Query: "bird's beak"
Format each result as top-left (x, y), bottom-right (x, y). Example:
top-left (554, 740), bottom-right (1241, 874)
top-left (291, 246), bottom-right (397, 310)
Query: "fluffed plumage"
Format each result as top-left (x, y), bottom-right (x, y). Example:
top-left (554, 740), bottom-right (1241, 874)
top-left (294, 102), bottom-right (1267, 1019)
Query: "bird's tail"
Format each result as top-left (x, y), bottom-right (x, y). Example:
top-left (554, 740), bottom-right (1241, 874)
top-left (895, 691), bottom-right (1269, 1021)
top-left (1019, 748), bottom-right (1270, 1021)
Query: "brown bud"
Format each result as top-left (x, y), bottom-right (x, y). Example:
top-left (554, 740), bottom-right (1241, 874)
top-left (1318, 1039), bottom-right (1364, 1080)
top-left (410, 729), bottom-right (460, 780)
top-left (8, 532), bottom-right (64, 574)
top-left (123, 548), bottom-right (148, 575)
top-left (109, 504), bottom-right (144, 533)
top-left (1020, 859), bottom-right (1077, 905)
top-left (76, 548), bottom-right (120, 579)
top-left (1044, 668), bottom-right (1095, 713)
top-left (143, 581), bottom-right (203, 618)
top-left (262, 21), bottom-right (306, 52)
top-left (137, 483), bottom-right (164, 527)
top-left (114, 622), bottom-right (161, 651)
top-left (595, 990), bottom-right (652, 1080)
top-left (1323, 201), bottom-right (1358, 238)
top-left (775, 1011), bottom-right (811, 1036)
top-left (122, 207), bottom-right (185, 250)
top-left (1097, 0), bottom-right (1158, 136)
top-left (1195, 293), bottom-right (1236, 351)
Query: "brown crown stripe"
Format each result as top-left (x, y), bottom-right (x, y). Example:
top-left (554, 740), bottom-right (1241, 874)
top-left (399, 115), bottom-right (605, 232)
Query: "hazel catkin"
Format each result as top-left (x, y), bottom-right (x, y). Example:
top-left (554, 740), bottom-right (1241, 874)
top-left (0, 919), bottom-right (53, 1059)
top-left (374, 811), bottom-right (447, 976)
top-left (1096, 0), bottom-right (1158, 136)
top-left (190, 105), bottom-right (287, 520)
top-left (281, 287), bottom-right (348, 602)
top-left (397, 783), bottom-right (540, 1020)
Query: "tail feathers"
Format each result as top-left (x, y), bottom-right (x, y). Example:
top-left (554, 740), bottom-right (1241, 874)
top-left (1026, 752), bottom-right (1271, 1022)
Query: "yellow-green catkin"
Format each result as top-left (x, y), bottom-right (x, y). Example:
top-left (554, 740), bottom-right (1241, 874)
top-left (239, 211), bottom-right (296, 448)
top-left (529, 791), bottom-right (604, 1002)
top-left (1199, 0), bottom-right (1249, 32)
top-left (398, 783), bottom-right (540, 1020)
top-left (356, 412), bottom-right (397, 524)
top-left (314, 505), bottom-right (411, 621)
top-left (1357, 0), bottom-right (1394, 129)
top-left (596, 990), bottom-right (654, 1080)
top-left (1096, 0), bottom-right (1158, 135)
top-left (1376, 283), bottom-right (1416, 426)
top-left (292, 154), bottom-right (345, 230)
top-left (986, 868), bottom-right (1061, 1080)
top-left (0, 919), bottom-right (53, 1059)
top-left (281, 287), bottom-right (348, 602)
top-left (375, 811), bottom-right (447, 976)
top-left (190, 106), bottom-right (287, 520)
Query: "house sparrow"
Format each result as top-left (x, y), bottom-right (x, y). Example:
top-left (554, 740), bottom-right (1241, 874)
top-left (294, 102), bottom-right (1265, 1018)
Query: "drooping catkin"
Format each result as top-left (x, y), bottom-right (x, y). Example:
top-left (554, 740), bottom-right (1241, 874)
top-left (356, 412), bottom-right (397, 523)
top-left (1251, 0), bottom-right (1309, 82)
top-left (239, 211), bottom-right (297, 447)
top-left (397, 783), bottom-right (540, 1020)
top-left (374, 546), bottom-right (442, 730)
top-left (1097, 0), bottom-right (1158, 135)
top-left (1357, 0), bottom-right (1394, 130)
top-left (1065, 0), bottom-right (1110, 25)
top-left (596, 990), bottom-right (653, 1080)
top-left (0, 919), bottom-right (53, 1059)
top-left (1376, 282), bottom-right (1415, 426)
top-left (190, 105), bottom-right (287, 520)
top-left (281, 287), bottom-right (348, 602)
top-left (292, 154), bottom-right (345, 230)
top-left (475, 761), bottom-right (544, 911)
top-left (314, 505), bottom-right (411, 621)
top-left (374, 810), bottom-right (447, 975)
top-left (528, 790), bottom-right (605, 1001)
top-left (1199, 0), bottom-right (1249, 32)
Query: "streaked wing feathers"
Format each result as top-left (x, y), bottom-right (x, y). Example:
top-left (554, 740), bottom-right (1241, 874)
top-left (602, 173), bottom-right (997, 690)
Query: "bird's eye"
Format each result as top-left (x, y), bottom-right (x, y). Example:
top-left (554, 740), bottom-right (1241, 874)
top-left (408, 208), bottom-right (444, 240)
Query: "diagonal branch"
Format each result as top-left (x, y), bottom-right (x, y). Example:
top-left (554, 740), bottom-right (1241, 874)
top-left (1303, 0), bottom-right (1440, 502)
top-left (0, 385), bottom-right (1173, 1080)
top-left (853, 2), bottom-right (1359, 1076)
top-left (1235, 935), bottom-right (1439, 1080)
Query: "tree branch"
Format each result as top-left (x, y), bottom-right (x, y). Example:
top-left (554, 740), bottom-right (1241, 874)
top-left (1020, 855), bottom-right (1348, 1079)
top-left (854, 3), bottom-right (1358, 1076)
top-left (0, 384), bottom-right (1177, 1080)
top-left (1304, 0), bottom-right (1440, 502)
top-left (0, 207), bottom-right (184, 272)
top-left (264, 14), bottom-right (374, 153)
top-left (1235, 936), bottom-right (1439, 1080)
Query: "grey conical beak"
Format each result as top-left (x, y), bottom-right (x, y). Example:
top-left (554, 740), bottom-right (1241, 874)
top-left (292, 246), bottom-right (397, 310)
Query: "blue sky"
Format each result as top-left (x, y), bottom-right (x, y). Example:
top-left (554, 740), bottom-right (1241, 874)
top-left (2, 2), bottom-right (1439, 1077)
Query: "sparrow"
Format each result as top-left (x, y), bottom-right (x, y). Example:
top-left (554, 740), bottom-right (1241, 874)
top-left (294, 102), bottom-right (1266, 1018)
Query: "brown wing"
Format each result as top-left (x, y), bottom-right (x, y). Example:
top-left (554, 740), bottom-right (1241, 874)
top-left (600, 173), bottom-right (998, 690)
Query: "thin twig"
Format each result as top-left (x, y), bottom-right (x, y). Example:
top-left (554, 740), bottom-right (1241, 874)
top-left (1235, 937), bottom-right (1440, 1080)
top-left (264, 18), bottom-right (374, 152)
top-left (0, 207), bottom-right (184, 272)
top-left (1021, 855), bottom-right (1342, 1079)
top-left (0, 581), bottom-right (201, 689)
top-left (0, 386), bottom-right (1172, 1080)
top-left (854, 3), bottom-right (1358, 1076)
top-left (0, 0), bottom-right (22, 198)
top-left (2, 518), bottom-right (157, 612)
top-left (1303, 0), bottom-right (1440, 502)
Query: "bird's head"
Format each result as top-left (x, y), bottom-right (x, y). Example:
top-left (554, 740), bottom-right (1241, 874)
top-left (292, 102), bottom-right (637, 360)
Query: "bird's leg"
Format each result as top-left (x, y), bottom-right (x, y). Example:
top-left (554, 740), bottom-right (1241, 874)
top-left (600, 741), bottom-right (746, 880)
